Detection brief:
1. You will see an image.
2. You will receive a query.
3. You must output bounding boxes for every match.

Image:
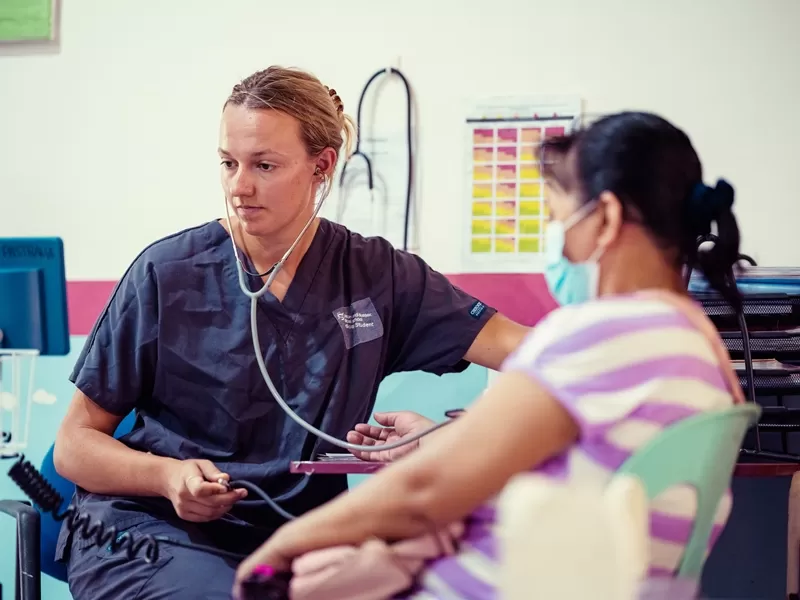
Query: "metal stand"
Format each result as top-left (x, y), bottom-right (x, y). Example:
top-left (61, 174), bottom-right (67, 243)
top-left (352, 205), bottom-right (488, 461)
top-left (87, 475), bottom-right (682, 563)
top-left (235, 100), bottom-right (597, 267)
top-left (0, 348), bottom-right (40, 459)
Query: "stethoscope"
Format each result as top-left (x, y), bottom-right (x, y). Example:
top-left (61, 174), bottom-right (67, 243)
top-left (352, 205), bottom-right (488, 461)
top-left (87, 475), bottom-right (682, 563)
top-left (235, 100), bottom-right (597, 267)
top-left (222, 186), bottom-right (451, 456)
top-left (337, 67), bottom-right (414, 251)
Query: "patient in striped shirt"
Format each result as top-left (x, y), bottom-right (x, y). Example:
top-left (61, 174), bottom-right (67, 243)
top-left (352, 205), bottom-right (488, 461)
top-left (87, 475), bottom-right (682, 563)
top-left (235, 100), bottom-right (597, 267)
top-left (234, 111), bottom-right (746, 600)
top-left (410, 295), bottom-right (737, 598)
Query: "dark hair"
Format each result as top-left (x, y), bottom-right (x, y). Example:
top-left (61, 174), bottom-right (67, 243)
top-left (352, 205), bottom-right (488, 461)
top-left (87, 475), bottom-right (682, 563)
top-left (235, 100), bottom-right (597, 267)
top-left (540, 111), bottom-right (742, 310)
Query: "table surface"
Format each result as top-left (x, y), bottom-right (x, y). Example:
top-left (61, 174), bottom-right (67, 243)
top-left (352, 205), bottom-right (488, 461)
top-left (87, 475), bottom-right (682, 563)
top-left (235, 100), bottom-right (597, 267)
top-left (292, 456), bottom-right (800, 477)
top-left (734, 461), bottom-right (800, 477)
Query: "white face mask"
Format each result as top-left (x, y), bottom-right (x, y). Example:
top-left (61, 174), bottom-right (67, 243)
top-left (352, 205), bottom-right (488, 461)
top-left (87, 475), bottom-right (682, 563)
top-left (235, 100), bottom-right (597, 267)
top-left (544, 200), bottom-right (604, 306)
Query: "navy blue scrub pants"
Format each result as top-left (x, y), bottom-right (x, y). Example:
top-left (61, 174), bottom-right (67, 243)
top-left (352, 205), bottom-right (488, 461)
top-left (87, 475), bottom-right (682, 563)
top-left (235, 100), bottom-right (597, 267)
top-left (66, 518), bottom-right (255, 600)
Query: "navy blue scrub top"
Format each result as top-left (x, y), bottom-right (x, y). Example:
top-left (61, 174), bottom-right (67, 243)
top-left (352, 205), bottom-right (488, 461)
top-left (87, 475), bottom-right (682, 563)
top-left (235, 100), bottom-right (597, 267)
top-left (58, 218), bottom-right (496, 553)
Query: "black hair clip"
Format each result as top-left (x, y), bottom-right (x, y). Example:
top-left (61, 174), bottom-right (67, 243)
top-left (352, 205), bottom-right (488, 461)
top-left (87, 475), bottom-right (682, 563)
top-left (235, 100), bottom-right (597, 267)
top-left (688, 179), bottom-right (735, 234)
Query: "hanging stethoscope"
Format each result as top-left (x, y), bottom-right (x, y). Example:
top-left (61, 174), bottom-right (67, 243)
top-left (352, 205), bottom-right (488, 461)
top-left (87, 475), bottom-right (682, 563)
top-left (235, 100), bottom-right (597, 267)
top-left (338, 67), bottom-right (414, 251)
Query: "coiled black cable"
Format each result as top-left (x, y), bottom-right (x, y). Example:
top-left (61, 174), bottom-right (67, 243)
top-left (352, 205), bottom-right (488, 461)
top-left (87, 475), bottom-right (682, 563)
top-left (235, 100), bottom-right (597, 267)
top-left (7, 455), bottom-right (165, 562)
top-left (729, 249), bottom-right (760, 451)
top-left (5, 454), bottom-right (297, 564)
top-left (737, 308), bottom-right (761, 452)
top-left (686, 237), bottom-right (761, 452)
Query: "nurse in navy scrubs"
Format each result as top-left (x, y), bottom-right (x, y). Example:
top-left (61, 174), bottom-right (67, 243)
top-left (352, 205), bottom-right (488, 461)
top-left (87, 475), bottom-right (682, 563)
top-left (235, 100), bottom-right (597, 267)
top-left (52, 65), bottom-right (529, 599)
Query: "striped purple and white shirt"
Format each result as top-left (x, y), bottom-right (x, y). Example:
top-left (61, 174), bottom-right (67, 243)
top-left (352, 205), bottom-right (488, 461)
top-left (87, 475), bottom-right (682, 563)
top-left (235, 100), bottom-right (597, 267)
top-left (406, 295), bottom-right (735, 600)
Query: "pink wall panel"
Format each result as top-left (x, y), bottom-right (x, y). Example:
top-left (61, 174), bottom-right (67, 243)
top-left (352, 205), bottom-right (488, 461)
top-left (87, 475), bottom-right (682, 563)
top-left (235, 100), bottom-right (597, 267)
top-left (66, 274), bottom-right (556, 336)
top-left (66, 281), bottom-right (117, 336)
top-left (446, 273), bottom-right (557, 326)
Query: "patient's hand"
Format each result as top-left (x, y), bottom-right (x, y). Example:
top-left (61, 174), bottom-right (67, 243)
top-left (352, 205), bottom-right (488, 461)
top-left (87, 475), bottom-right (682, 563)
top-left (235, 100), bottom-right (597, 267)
top-left (346, 411), bottom-right (435, 462)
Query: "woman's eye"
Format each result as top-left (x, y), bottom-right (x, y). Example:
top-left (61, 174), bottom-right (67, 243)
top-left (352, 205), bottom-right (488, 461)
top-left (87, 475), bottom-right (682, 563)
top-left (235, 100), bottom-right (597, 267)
top-left (220, 160), bottom-right (234, 169)
top-left (258, 163), bottom-right (274, 172)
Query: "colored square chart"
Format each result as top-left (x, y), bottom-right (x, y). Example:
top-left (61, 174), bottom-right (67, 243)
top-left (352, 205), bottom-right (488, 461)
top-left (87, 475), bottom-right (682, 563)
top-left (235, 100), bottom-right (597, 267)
top-left (519, 237), bottom-right (540, 253)
top-left (495, 201), bottom-right (516, 217)
top-left (496, 164), bottom-right (516, 181)
top-left (520, 163), bottom-right (540, 180)
top-left (521, 145), bottom-right (537, 161)
top-left (473, 129), bottom-right (494, 144)
top-left (497, 128), bottom-right (517, 143)
top-left (494, 219), bottom-right (517, 235)
top-left (465, 115), bottom-right (578, 260)
top-left (473, 147), bottom-right (494, 162)
top-left (521, 128), bottom-right (542, 143)
top-left (495, 238), bottom-right (516, 253)
top-left (471, 237), bottom-right (492, 253)
top-left (496, 183), bottom-right (516, 198)
top-left (520, 200), bottom-right (542, 216)
top-left (473, 165), bottom-right (493, 181)
top-left (472, 184), bottom-right (492, 199)
top-left (545, 126), bottom-right (565, 139)
top-left (472, 201), bottom-right (492, 216)
top-left (497, 146), bottom-right (517, 162)
top-left (519, 218), bottom-right (540, 234)
top-left (520, 182), bottom-right (542, 198)
top-left (472, 219), bottom-right (492, 235)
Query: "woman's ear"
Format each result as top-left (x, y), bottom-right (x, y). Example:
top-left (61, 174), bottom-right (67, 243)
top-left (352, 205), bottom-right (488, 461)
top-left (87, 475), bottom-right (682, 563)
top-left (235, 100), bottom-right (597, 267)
top-left (314, 147), bottom-right (338, 177)
top-left (597, 190), bottom-right (623, 249)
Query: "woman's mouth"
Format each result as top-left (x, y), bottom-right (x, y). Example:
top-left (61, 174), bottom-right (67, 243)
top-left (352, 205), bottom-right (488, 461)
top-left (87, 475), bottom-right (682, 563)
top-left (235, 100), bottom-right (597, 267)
top-left (236, 206), bottom-right (264, 219)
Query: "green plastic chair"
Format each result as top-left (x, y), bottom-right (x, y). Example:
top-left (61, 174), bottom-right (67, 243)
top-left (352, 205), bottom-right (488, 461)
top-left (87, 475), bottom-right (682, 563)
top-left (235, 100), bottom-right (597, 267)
top-left (617, 403), bottom-right (762, 580)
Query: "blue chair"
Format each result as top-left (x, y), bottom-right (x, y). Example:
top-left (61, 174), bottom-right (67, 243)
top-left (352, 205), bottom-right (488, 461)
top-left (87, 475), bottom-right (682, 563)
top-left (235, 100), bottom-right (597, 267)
top-left (1, 412), bottom-right (136, 600)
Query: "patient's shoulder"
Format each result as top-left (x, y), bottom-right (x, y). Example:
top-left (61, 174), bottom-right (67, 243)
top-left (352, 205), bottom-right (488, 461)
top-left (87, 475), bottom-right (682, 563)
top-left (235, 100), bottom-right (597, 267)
top-left (506, 295), bottom-right (692, 369)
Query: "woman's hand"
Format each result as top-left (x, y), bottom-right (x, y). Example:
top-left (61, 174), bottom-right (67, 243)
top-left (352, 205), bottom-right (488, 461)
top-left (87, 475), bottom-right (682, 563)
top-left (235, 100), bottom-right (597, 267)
top-left (346, 411), bottom-right (436, 462)
top-left (163, 458), bottom-right (247, 522)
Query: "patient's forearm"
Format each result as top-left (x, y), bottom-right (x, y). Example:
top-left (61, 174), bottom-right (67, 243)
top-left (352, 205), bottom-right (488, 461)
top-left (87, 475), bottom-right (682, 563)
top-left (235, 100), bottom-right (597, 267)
top-left (419, 419), bottom-right (458, 449)
top-left (419, 407), bottom-right (470, 448)
top-left (272, 460), bottom-right (443, 559)
top-left (273, 371), bottom-right (578, 560)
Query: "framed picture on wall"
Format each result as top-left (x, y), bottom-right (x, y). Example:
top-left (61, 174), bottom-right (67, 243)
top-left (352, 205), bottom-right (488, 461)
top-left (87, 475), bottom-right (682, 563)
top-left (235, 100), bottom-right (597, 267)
top-left (0, 0), bottom-right (58, 43)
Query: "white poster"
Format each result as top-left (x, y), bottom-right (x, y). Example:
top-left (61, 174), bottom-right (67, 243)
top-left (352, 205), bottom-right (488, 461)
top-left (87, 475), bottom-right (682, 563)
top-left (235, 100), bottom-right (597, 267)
top-left (462, 96), bottom-right (582, 273)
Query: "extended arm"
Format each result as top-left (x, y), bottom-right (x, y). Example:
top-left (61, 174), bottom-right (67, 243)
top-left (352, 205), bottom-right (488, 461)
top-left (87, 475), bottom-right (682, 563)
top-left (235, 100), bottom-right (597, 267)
top-left (348, 312), bottom-right (529, 462)
top-left (236, 370), bottom-right (578, 575)
top-left (464, 312), bottom-right (530, 370)
top-left (387, 249), bottom-right (530, 374)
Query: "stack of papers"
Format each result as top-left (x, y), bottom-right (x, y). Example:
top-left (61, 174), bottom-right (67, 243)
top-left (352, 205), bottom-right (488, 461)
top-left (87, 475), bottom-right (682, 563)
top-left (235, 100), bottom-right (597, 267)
top-left (316, 453), bottom-right (363, 462)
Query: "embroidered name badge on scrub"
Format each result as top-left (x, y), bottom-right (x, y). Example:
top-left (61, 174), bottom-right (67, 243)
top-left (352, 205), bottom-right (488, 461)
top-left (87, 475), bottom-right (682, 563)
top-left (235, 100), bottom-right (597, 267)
top-left (333, 297), bottom-right (384, 349)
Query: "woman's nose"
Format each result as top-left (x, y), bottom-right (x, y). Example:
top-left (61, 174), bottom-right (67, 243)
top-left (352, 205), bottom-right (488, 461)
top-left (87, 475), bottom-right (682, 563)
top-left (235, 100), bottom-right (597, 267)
top-left (229, 169), bottom-right (255, 198)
